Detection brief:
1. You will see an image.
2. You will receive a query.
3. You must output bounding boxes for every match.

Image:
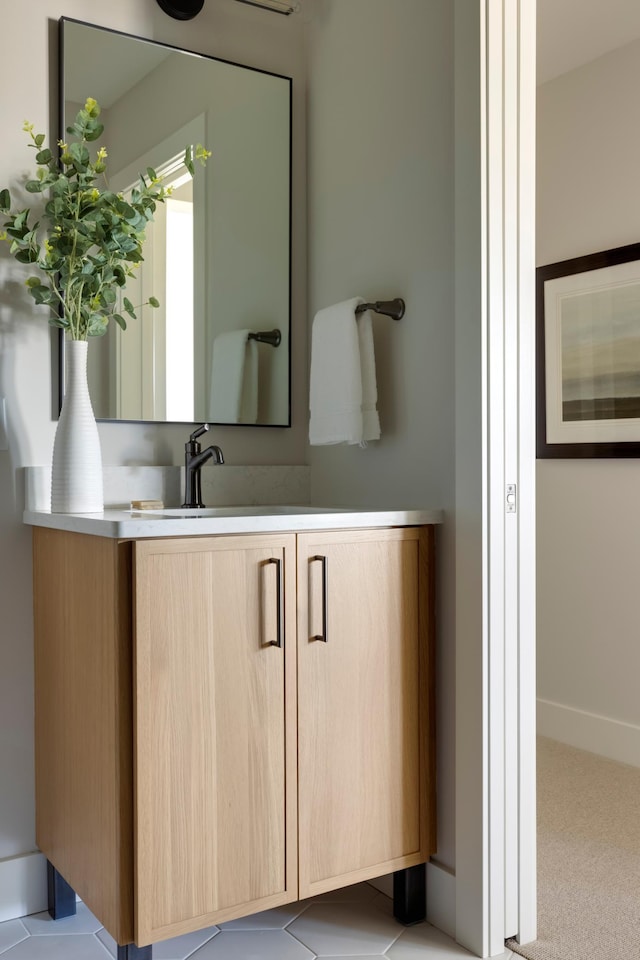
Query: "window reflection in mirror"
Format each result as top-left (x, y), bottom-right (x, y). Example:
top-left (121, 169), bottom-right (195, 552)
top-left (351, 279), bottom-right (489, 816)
top-left (61, 17), bottom-right (291, 426)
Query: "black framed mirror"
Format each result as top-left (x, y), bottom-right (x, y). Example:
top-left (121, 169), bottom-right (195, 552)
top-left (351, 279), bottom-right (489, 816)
top-left (59, 17), bottom-right (292, 426)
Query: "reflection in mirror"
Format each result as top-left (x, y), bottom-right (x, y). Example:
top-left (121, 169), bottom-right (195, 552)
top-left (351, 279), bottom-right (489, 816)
top-left (60, 17), bottom-right (291, 426)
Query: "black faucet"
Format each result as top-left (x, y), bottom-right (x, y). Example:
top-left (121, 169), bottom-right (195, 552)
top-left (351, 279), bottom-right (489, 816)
top-left (181, 424), bottom-right (224, 508)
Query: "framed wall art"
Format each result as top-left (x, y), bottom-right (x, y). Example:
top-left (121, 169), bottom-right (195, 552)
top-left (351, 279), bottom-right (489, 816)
top-left (537, 242), bottom-right (640, 458)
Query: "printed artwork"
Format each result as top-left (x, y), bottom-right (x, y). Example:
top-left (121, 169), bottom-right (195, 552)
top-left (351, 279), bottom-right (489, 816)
top-left (560, 282), bottom-right (640, 422)
top-left (537, 244), bottom-right (640, 457)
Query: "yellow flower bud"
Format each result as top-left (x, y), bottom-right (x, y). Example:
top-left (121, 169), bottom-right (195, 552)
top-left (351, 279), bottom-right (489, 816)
top-left (195, 144), bottom-right (212, 165)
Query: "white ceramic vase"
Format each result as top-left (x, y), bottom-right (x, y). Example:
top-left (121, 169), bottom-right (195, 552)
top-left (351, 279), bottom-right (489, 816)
top-left (51, 339), bottom-right (104, 514)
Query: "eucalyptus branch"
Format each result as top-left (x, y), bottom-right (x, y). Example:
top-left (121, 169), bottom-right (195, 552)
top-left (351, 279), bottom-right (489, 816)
top-left (0, 98), bottom-right (210, 341)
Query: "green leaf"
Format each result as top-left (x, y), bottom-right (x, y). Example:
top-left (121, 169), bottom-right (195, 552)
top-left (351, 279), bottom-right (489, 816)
top-left (15, 248), bottom-right (38, 264)
top-left (35, 148), bottom-right (53, 164)
top-left (50, 176), bottom-right (71, 197)
top-left (123, 297), bottom-right (136, 319)
top-left (84, 123), bottom-right (104, 142)
top-left (113, 265), bottom-right (126, 287)
top-left (0, 189), bottom-right (10, 213)
top-left (146, 167), bottom-right (158, 182)
top-left (88, 314), bottom-right (108, 337)
top-left (116, 235), bottom-right (139, 254)
top-left (113, 313), bottom-right (127, 331)
top-left (148, 296), bottom-right (160, 308)
top-left (30, 286), bottom-right (54, 305)
top-left (184, 145), bottom-right (194, 177)
top-left (34, 133), bottom-right (45, 147)
top-left (113, 199), bottom-right (136, 221)
top-left (69, 141), bottom-right (90, 169)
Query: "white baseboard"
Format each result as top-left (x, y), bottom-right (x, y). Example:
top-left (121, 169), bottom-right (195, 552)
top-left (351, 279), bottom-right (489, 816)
top-left (0, 852), bottom-right (47, 922)
top-left (426, 861), bottom-right (456, 939)
top-left (538, 698), bottom-right (640, 768)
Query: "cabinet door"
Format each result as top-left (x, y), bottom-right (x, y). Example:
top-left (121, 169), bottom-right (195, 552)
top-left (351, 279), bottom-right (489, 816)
top-left (134, 534), bottom-right (297, 945)
top-left (297, 527), bottom-right (435, 898)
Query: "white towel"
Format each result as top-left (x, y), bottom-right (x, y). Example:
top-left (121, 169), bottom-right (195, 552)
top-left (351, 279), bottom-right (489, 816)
top-left (309, 298), bottom-right (381, 446)
top-left (209, 329), bottom-right (259, 424)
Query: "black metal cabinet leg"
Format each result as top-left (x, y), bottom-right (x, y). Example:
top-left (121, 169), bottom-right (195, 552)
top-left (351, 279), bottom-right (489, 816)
top-left (46, 860), bottom-right (76, 920)
top-left (393, 863), bottom-right (426, 925)
top-left (117, 946), bottom-right (153, 959)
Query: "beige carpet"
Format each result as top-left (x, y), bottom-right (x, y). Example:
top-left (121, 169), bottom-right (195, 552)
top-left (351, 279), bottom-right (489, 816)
top-left (507, 737), bottom-right (640, 960)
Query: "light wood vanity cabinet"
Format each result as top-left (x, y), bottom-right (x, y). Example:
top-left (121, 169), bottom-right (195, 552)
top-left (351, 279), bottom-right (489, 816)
top-left (32, 524), bottom-right (435, 950)
top-left (297, 529), bottom-right (435, 898)
top-left (134, 534), bottom-right (298, 944)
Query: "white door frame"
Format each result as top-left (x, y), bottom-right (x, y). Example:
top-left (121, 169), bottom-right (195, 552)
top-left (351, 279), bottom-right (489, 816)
top-left (514, 0), bottom-right (537, 948)
top-left (455, 1), bottom-right (537, 955)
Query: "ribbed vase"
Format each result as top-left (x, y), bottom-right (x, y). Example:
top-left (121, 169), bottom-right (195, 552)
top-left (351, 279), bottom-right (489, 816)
top-left (51, 340), bottom-right (104, 514)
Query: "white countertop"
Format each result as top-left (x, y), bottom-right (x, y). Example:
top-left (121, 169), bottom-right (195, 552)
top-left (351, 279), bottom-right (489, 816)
top-left (23, 505), bottom-right (444, 539)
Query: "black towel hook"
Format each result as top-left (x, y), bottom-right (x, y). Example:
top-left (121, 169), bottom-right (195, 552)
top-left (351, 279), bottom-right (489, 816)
top-left (247, 329), bottom-right (281, 347)
top-left (355, 298), bottom-right (405, 321)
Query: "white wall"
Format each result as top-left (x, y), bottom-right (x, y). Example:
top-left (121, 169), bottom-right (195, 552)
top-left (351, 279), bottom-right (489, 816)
top-left (0, 0), bottom-right (306, 881)
top-left (2, 0), bottom-right (466, 922)
top-left (306, 0), bottom-right (456, 871)
top-left (537, 40), bottom-right (640, 763)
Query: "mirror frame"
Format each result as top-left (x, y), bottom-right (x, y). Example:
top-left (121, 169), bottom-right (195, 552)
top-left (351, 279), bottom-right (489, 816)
top-left (58, 16), bottom-right (292, 428)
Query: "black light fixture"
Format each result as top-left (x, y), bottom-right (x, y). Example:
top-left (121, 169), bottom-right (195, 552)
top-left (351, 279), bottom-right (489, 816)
top-left (155, 0), bottom-right (204, 20)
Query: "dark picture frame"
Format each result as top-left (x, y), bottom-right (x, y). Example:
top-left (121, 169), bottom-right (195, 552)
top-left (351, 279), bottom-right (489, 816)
top-left (537, 242), bottom-right (640, 458)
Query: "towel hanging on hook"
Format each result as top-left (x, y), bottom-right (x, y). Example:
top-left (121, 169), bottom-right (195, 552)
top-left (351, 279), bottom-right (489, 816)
top-left (309, 298), bottom-right (381, 447)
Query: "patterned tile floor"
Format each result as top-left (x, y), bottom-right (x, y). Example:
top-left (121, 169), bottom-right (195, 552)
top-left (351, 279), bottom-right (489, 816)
top-left (0, 883), bottom-right (515, 959)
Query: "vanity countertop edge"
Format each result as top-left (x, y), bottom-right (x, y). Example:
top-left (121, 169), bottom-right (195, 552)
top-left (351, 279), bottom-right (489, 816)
top-left (23, 506), bottom-right (444, 539)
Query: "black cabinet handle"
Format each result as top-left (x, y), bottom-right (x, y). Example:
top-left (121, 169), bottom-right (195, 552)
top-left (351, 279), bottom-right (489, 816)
top-left (311, 555), bottom-right (328, 643)
top-left (267, 557), bottom-right (283, 648)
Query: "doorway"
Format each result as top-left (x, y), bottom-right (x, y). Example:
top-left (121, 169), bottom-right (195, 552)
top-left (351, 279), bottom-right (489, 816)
top-left (511, 3), bottom-right (640, 957)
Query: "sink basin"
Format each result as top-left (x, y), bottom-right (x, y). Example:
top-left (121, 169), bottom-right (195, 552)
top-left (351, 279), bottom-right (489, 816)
top-left (135, 505), bottom-right (342, 519)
